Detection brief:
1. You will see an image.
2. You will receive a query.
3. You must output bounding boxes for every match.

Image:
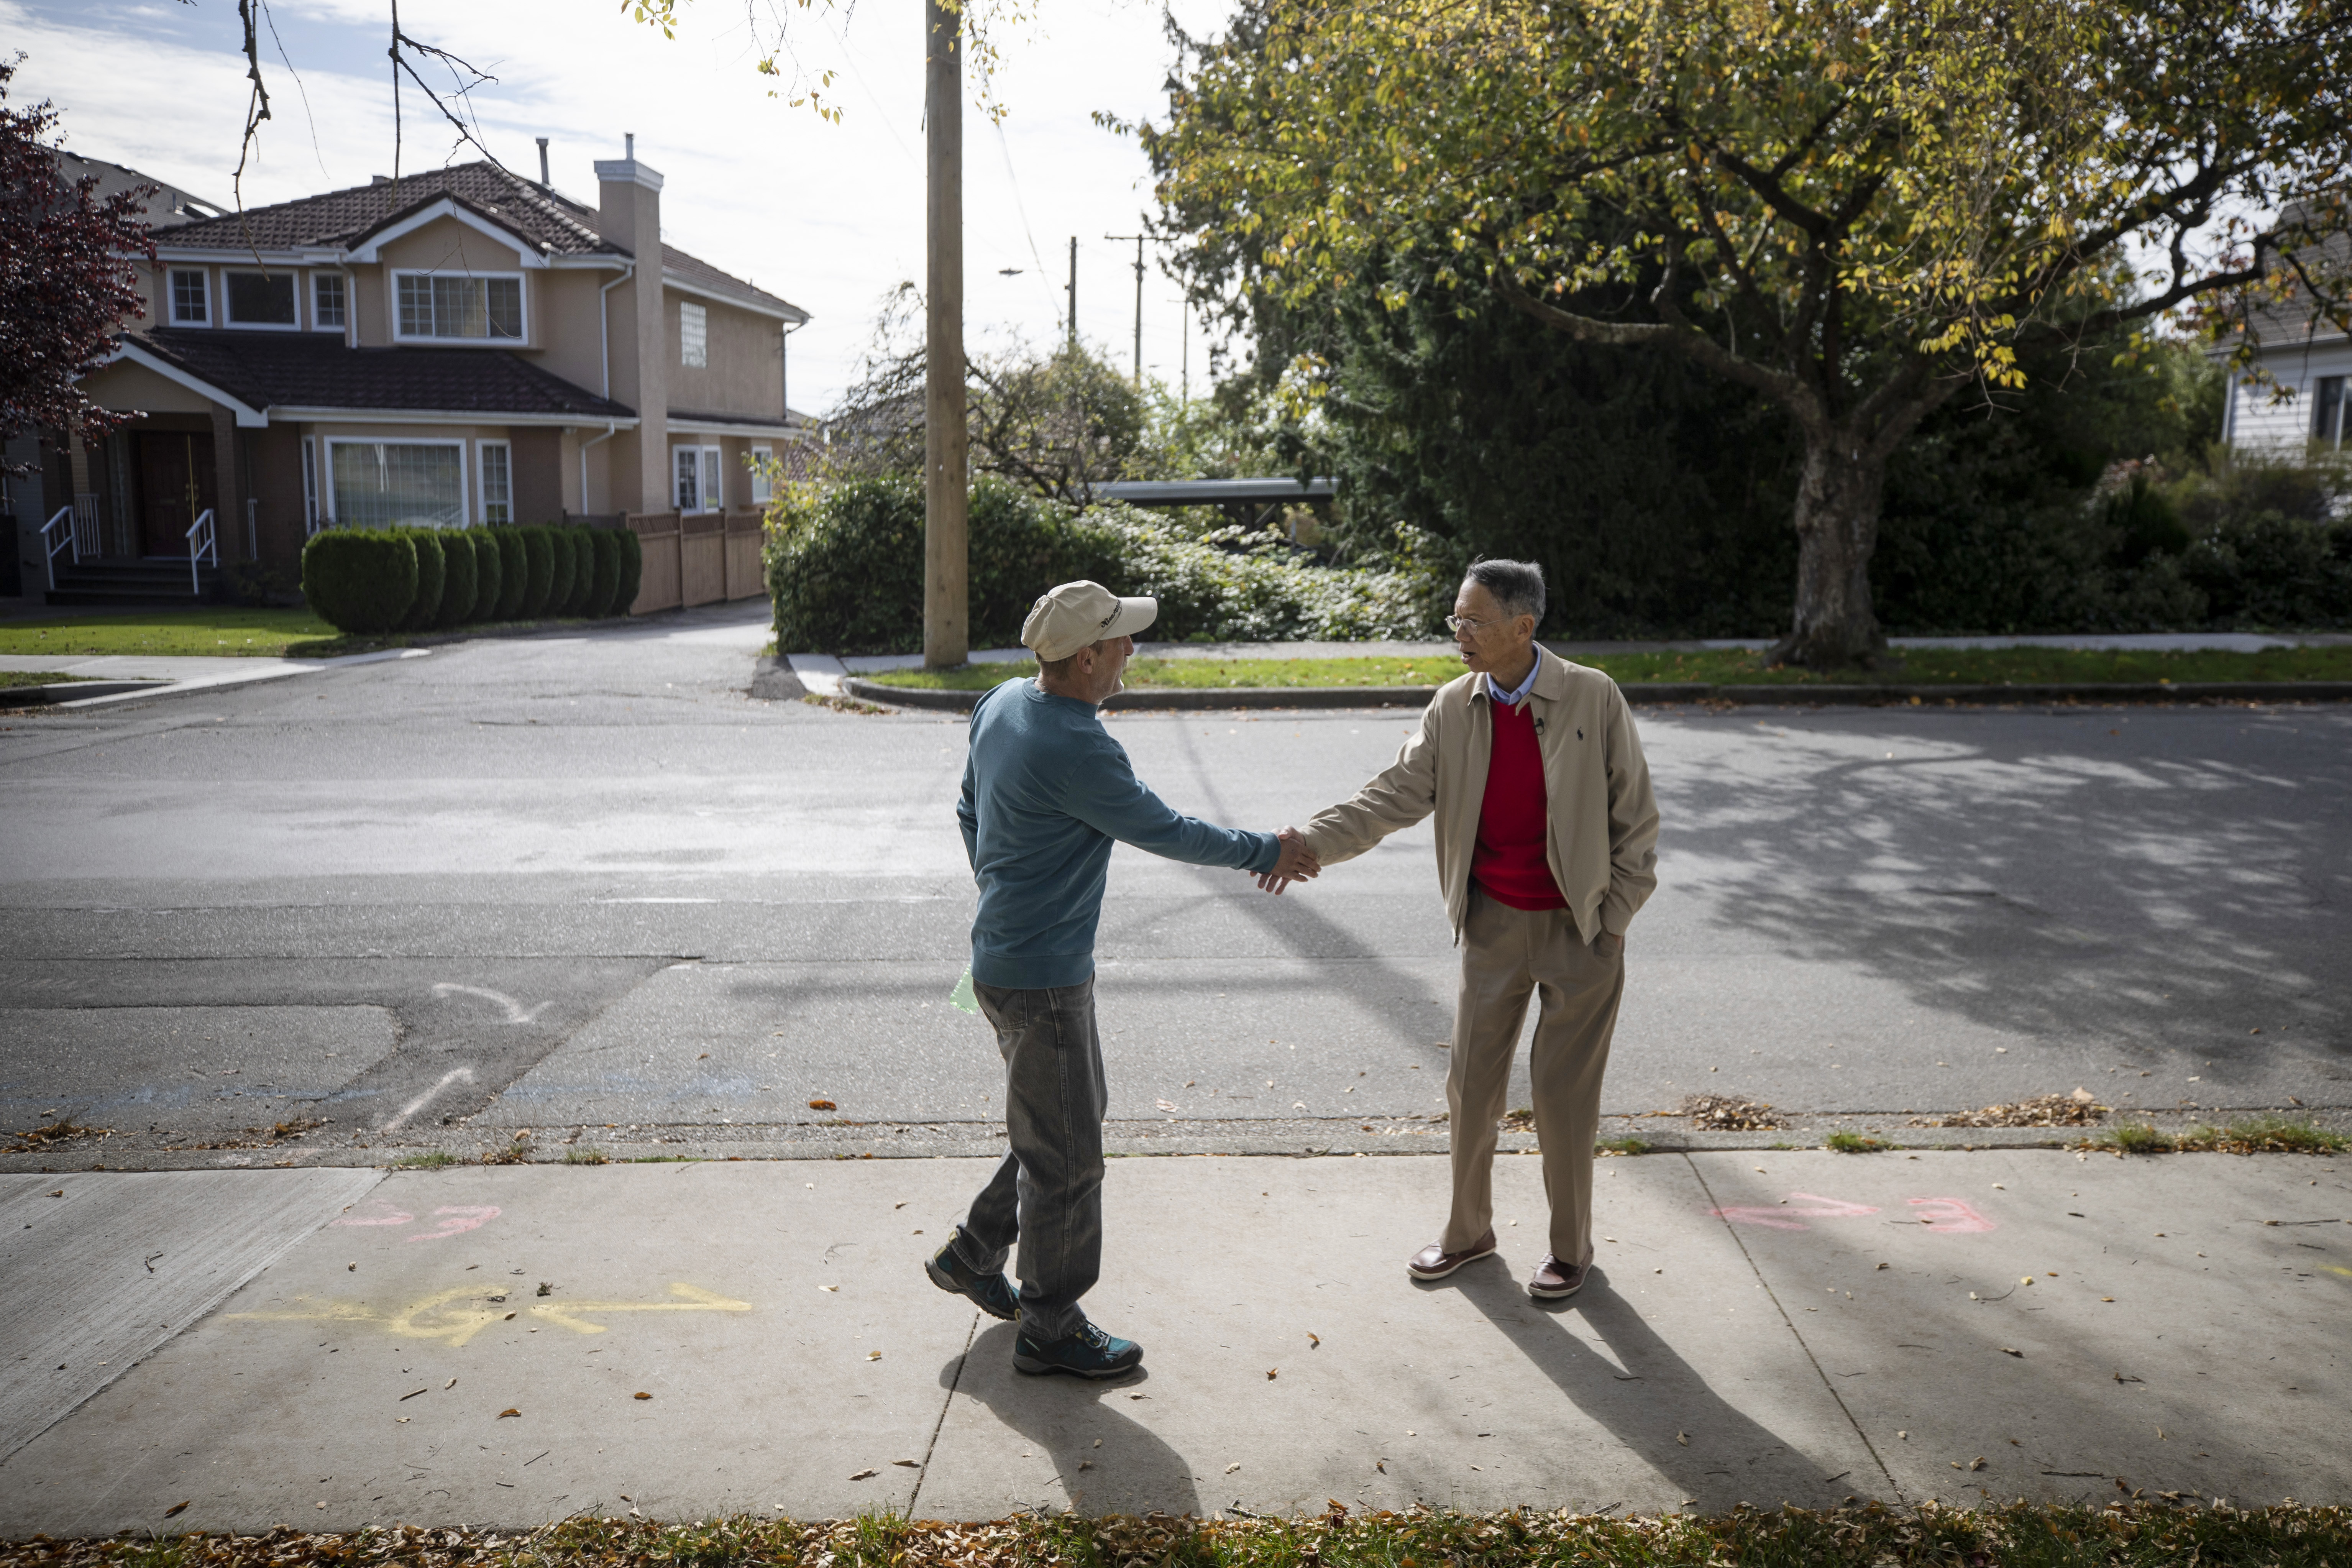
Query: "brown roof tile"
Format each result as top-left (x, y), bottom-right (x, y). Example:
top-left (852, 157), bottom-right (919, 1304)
top-left (133, 328), bottom-right (635, 420)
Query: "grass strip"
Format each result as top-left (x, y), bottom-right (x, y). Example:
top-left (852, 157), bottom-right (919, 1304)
top-left (865, 644), bottom-right (2352, 692)
top-left (14, 1503), bottom-right (2347, 1568)
top-left (0, 670), bottom-right (101, 689)
top-left (0, 609), bottom-right (613, 660)
top-left (2078, 1116), bottom-right (2349, 1155)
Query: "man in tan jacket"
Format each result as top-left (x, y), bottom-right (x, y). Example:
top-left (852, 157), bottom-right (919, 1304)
top-left (1274, 559), bottom-right (1659, 1299)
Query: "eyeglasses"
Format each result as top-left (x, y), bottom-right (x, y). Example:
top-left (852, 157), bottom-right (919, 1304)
top-left (1445, 615), bottom-right (1496, 634)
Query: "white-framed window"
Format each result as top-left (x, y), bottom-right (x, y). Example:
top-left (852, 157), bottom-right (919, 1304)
top-left (313, 273), bottom-right (347, 331)
top-left (680, 300), bottom-right (708, 368)
top-left (300, 437), bottom-right (319, 533)
top-left (2316, 376), bottom-right (2346, 449)
top-left (223, 269), bottom-right (298, 328)
top-left (169, 268), bottom-right (209, 325)
top-left (748, 442), bottom-right (773, 504)
top-left (325, 439), bottom-right (468, 529)
top-left (393, 270), bottom-right (525, 341)
top-left (478, 440), bottom-right (513, 524)
top-left (673, 444), bottom-right (723, 513)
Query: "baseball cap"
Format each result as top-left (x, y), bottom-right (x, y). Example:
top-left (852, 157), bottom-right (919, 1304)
top-left (1021, 580), bottom-right (1158, 663)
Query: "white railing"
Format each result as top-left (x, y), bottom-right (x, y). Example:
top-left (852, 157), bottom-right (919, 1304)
top-left (40, 506), bottom-right (76, 592)
top-left (186, 507), bottom-right (217, 594)
top-left (72, 492), bottom-right (102, 559)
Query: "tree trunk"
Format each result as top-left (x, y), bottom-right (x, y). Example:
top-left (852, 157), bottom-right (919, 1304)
top-left (1774, 425), bottom-right (1889, 669)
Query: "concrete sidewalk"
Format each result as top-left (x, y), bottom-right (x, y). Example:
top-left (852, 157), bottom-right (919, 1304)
top-left (0, 649), bottom-right (431, 708)
top-left (0, 1150), bottom-right (2343, 1536)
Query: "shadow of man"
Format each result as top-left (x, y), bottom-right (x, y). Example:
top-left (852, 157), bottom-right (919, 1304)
top-left (935, 1322), bottom-right (1204, 1518)
top-left (1442, 1261), bottom-right (1872, 1509)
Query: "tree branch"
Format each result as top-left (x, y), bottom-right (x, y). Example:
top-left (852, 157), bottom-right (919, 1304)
top-left (1493, 268), bottom-right (1813, 413)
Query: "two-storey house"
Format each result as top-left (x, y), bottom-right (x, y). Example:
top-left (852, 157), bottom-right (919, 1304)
top-left (50, 139), bottom-right (807, 602)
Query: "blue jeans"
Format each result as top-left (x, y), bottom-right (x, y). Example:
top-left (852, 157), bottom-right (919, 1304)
top-left (952, 977), bottom-right (1107, 1343)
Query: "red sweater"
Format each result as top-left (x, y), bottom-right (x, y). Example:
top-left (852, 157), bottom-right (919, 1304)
top-left (1471, 695), bottom-right (1566, 910)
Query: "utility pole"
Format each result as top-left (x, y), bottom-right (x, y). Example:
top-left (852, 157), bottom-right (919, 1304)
top-left (1065, 236), bottom-right (1077, 352)
top-left (1104, 231), bottom-right (1144, 385)
top-left (1177, 298), bottom-right (1189, 405)
top-left (923, 0), bottom-right (967, 669)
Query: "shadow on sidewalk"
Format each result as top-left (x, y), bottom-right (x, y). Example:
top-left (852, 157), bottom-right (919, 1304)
top-left (1439, 1261), bottom-right (1865, 1509)
top-left (937, 1321), bottom-right (1204, 1518)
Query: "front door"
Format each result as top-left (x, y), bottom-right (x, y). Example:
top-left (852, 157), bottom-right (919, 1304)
top-left (139, 432), bottom-right (217, 558)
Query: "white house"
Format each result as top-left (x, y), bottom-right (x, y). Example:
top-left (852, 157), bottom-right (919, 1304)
top-left (2221, 231), bottom-right (2350, 457)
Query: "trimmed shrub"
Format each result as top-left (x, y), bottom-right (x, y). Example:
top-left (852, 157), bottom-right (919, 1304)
top-left (493, 528), bottom-right (527, 618)
top-left (466, 529), bottom-right (502, 622)
top-left (614, 527), bottom-right (643, 616)
top-left (766, 475), bottom-right (1439, 654)
top-left (435, 529), bottom-right (479, 626)
top-left (400, 529), bottom-right (446, 630)
top-left (543, 526), bottom-right (579, 617)
top-left (516, 526), bottom-right (555, 617)
top-left (302, 529), bottom-right (418, 635)
top-left (560, 526), bottom-right (599, 616)
top-left (582, 528), bottom-right (622, 617)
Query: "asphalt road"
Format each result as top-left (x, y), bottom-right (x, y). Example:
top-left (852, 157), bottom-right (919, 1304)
top-left (1, 603), bottom-right (2345, 1164)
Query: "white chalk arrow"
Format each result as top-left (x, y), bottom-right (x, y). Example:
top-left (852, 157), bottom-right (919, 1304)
top-left (431, 982), bottom-right (551, 1025)
top-left (381, 1066), bottom-right (477, 1132)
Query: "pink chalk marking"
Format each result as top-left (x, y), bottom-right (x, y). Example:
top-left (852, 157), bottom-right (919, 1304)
top-left (331, 1200), bottom-right (415, 1228)
top-left (1708, 1192), bottom-right (1881, 1231)
top-left (1907, 1197), bottom-right (1997, 1233)
top-left (404, 1205), bottom-right (501, 1242)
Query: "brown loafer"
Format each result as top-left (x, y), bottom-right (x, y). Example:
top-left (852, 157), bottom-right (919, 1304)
top-left (1407, 1227), bottom-right (1496, 1280)
top-left (1528, 1248), bottom-right (1594, 1300)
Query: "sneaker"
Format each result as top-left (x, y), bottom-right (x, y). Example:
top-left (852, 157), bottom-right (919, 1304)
top-left (925, 1231), bottom-right (1021, 1321)
top-left (1011, 1320), bottom-right (1143, 1379)
top-left (1407, 1226), bottom-right (1496, 1281)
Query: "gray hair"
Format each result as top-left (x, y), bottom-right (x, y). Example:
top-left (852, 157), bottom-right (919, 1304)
top-left (1462, 558), bottom-right (1546, 626)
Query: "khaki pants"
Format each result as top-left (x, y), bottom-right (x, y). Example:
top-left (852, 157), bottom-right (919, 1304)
top-left (1443, 888), bottom-right (1627, 1263)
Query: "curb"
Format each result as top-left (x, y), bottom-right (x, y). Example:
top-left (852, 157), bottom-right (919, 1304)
top-left (842, 676), bottom-right (2352, 714)
top-left (2, 679), bottom-right (172, 707)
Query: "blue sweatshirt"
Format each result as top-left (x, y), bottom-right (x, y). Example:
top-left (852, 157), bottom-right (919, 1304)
top-left (958, 680), bottom-right (1280, 989)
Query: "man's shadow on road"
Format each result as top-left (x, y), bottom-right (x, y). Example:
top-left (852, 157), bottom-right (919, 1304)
top-left (1432, 1262), bottom-right (1868, 1509)
top-left (936, 1322), bottom-right (1203, 1518)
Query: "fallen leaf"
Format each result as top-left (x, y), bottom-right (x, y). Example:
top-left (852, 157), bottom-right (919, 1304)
top-left (1970, 1456), bottom-right (1987, 1471)
top-left (1308, 1332), bottom-right (1320, 1348)
top-left (1676, 1432), bottom-right (1689, 1446)
top-left (1999, 1348), bottom-right (2023, 1358)
top-left (634, 1392), bottom-right (651, 1401)
top-left (1156, 1100), bottom-right (1178, 1112)
top-left (537, 1282), bottom-right (553, 1297)
top-left (163, 1502), bottom-right (190, 1519)
top-left (1876, 1262), bottom-right (1889, 1270)
top-left (1077, 1460), bottom-right (1093, 1470)
top-left (399, 1388), bottom-right (427, 1402)
top-left (849, 1469), bottom-right (876, 1481)
top-left (808, 1099), bottom-right (836, 1111)
top-left (894, 1202), bottom-right (908, 1209)
top-left (498, 1408), bottom-right (521, 1418)
top-left (1266, 1368), bottom-right (1278, 1379)
top-left (445, 1378), bottom-right (456, 1390)
top-left (1225, 1463), bottom-right (1241, 1473)
top-left (347, 1263), bottom-right (356, 1272)
top-left (396, 1417), bottom-right (409, 1424)
top-left (504, 1313), bottom-right (516, 1321)
top-left (892, 1459), bottom-right (921, 1468)
top-left (820, 1284), bottom-right (839, 1293)
top-left (866, 1350), bottom-right (882, 1361)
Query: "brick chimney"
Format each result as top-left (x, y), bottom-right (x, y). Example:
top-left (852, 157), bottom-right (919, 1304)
top-left (593, 134), bottom-right (669, 514)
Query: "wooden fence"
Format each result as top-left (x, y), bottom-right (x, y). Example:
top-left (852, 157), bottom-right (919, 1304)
top-left (623, 511), bottom-right (766, 615)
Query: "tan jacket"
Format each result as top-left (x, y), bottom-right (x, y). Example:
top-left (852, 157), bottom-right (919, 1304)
top-left (1302, 653), bottom-right (1660, 945)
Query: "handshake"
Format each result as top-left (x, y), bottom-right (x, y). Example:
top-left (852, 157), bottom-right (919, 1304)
top-left (1252, 825), bottom-right (1321, 896)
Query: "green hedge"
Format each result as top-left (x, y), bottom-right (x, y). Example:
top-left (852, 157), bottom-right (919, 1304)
top-left (545, 526), bottom-right (579, 617)
top-left (465, 529), bottom-right (502, 623)
top-left (560, 527), bottom-right (598, 616)
top-left (615, 528), bottom-right (642, 616)
top-left (400, 529), bottom-right (446, 630)
top-left (494, 529), bottom-right (527, 618)
top-left (583, 529), bottom-right (622, 618)
top-left (436, 530), bottom-right (479, 626)
top-left (302, 529), bottom-right (418, 635)
top-left (517, 527), bottom-right (555, 618)
top-left (766, 475), bottom-right (1441, 654)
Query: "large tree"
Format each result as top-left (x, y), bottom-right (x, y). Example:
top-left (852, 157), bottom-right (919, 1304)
top-left (0, 60), bottom-right (154, 475)
top-left (1144, 0), bottom-right (2352, 665)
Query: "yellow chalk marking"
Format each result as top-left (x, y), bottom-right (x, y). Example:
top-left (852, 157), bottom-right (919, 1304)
top-left (224, 1283), bottom-right (749, 1348)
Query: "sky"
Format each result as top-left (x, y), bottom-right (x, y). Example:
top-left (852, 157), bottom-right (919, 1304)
top-left (4, 0), bottom-right (1239, 414)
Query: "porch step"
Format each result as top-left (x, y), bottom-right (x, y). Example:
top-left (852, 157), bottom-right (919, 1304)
top-left (47, 559), bottom-right (222, 606)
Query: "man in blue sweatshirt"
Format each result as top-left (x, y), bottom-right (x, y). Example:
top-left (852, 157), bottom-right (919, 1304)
top-left (926, 580), bottom-right (1320, 1378)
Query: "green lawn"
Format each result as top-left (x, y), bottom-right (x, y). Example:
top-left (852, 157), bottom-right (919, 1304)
top-left (0, 670), bottom-right (97, 689)
top-left (0, 609), bottom-right (352, 658)
top-left (864, 643), bottom-right (2352, 691)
